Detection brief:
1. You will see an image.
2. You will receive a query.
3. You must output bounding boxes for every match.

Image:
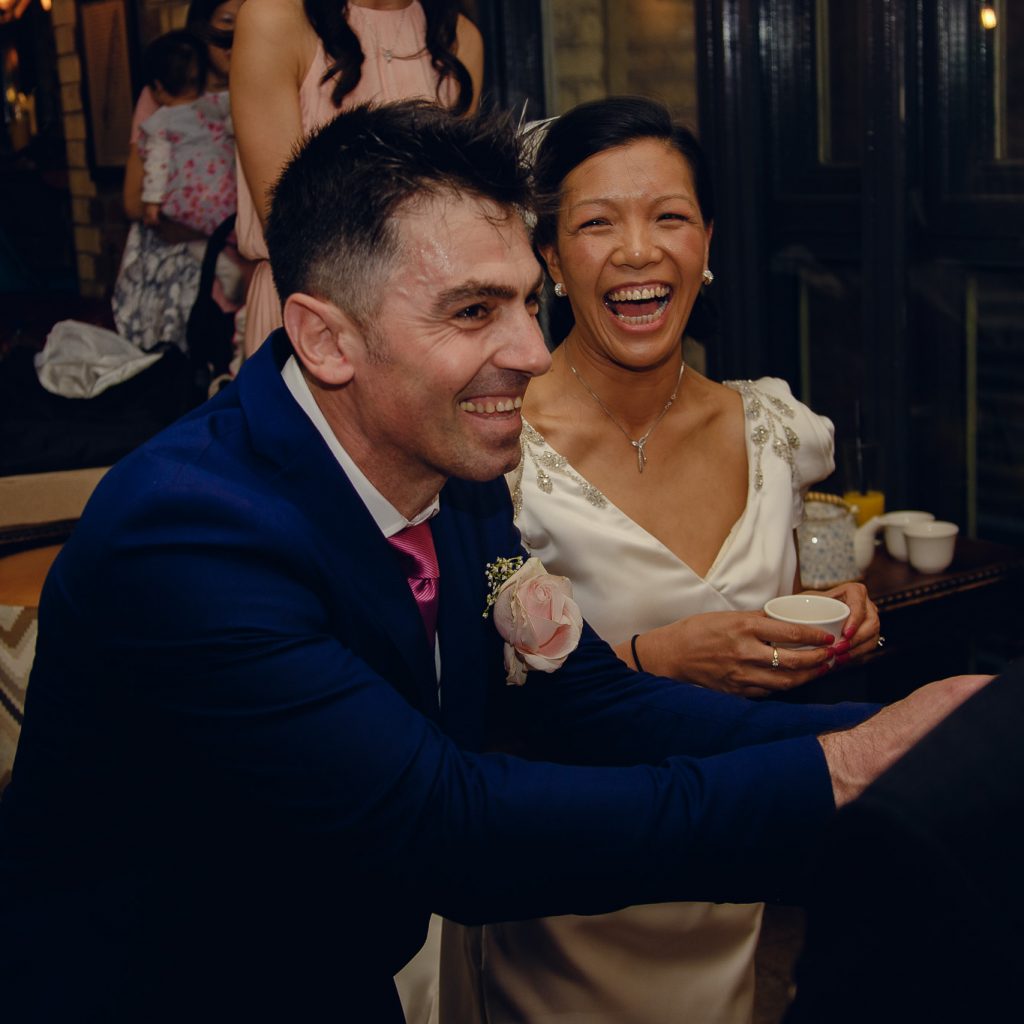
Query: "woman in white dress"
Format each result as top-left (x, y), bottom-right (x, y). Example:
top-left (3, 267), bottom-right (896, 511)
top-left (441, 97), bottom-right (881, 1024)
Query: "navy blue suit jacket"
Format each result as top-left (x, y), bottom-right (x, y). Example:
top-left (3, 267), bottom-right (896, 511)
top-left (0, 333), bottom-right (873, 1021)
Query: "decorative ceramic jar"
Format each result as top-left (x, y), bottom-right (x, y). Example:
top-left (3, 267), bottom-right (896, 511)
top-left (798, 492), bottom-right (881, 588)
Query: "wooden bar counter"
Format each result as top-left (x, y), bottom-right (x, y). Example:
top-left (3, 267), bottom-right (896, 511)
top-left (792, 537), bottom-right (1024, 705)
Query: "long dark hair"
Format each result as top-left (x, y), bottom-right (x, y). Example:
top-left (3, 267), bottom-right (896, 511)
top-left (303, 0), bottom-right (474, 114)
top-left (186, 0), bottom-right (235, 53)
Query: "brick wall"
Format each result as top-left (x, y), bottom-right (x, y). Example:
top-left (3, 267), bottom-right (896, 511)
top-left (49, 0), bottom-right (96, 294)
top-left (45, 0), bottom-right (187, 299)
top-left (548, 0), bottom-right (698, 125)
top-left (547, 0), bottom-right (608, 111)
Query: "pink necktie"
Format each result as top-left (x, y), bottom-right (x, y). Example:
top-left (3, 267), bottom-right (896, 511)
top-left (387, 521), bottom-right (440, 644)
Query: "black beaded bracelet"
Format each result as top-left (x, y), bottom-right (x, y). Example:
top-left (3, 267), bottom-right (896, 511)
top-left (630, 633), bottom-right (644, 672)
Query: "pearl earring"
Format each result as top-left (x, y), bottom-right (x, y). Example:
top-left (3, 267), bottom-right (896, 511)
top-left (553, 282), bottom-right (567, 297)
top-left (702, 269), bottom-right (714, 286)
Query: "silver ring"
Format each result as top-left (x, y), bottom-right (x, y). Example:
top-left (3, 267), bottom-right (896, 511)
top-left (770, 646), bottom-right (780, 670)
top-left (877, 635), bottom-right (886, 649)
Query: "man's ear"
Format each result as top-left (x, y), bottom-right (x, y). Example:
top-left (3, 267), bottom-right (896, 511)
top-left (283, 293), bottom-right (360, 386)
top-left (539, 244), bottom-right (563, 292)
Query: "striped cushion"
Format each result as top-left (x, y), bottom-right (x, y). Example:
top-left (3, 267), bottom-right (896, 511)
top-left (0, 605), bottom-right (35, 790)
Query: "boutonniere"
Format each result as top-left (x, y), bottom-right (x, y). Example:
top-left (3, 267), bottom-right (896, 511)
top-left (483, 555), bottom-right (583, 686)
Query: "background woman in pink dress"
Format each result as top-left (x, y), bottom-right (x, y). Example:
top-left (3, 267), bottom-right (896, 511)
top-left (232, 0), bottom-right (483, 357)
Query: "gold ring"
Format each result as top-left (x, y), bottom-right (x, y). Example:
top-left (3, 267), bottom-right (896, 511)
top-left (770, 646), bottom-right (780, 670)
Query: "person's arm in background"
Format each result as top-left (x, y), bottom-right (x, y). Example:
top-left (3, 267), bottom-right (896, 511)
top-left (123, 87), bottom-right (160, 222)
top-left (139, 124), bottom-right (171, 227)
top-left (123, 88), bottom-right (205, 242)
top-left (455, 13), bottom-right (484, 113)
top-left (232, 0), bottom-right (309, 227)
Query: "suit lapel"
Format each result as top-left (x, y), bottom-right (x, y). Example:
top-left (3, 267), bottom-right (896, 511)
top-left (432, 484), bottom-right (503, 750)
top-left (235, 332), bottom-right (439, 716)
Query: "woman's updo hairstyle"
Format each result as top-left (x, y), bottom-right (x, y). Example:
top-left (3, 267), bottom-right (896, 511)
top-left (531, 95), bottom-right (717, 342)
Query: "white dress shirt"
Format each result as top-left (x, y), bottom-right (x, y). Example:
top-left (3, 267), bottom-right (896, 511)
top-left (282, 355), bottom-right (441, 681)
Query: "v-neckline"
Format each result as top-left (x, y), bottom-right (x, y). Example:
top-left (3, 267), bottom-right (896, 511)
top-left (518, 413), bottom-right (756, 584)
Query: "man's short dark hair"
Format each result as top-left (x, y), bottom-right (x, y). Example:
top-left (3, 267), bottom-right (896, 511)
top-left (266, 100), bottom-right (532, 327)
top-left (142, 30), bottom-right (207, 98)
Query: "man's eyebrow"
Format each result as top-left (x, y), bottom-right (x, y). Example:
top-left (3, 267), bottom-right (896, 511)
top-left (434, 275), bottom-right (546, 313)
top-left (435, 282), bottom-right (517, 311)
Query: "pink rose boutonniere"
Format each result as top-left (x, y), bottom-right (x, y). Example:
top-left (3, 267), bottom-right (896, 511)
top-left (483, 556), bottom-right (583, 686)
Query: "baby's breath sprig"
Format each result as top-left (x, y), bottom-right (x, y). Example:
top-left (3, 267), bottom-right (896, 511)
top-left (482, 555), bottom-right (525, 618)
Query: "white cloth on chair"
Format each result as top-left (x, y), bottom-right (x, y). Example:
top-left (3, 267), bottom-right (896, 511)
top-left (35, 320), bottom-right (162, 399)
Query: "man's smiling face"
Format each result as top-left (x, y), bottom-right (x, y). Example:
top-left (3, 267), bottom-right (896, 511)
top-left (340, 191), bottom-right (552, 509)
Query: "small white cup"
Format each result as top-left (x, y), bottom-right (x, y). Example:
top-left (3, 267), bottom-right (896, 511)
top-left (903, 520), bottom-right (958, 573)
top-left (879, 510), bottom-right (935, 561)
top-left (764, 594), bottom-right (851, 648)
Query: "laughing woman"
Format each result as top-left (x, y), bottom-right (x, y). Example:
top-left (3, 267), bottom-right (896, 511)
top-left (441, 96), bottom-right (880, 1023)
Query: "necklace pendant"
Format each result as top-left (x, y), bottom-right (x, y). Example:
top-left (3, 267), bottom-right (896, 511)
top-left (382, 47), bottom-right (394, 62)
top-left (633, 439), bottom-right (647, 473)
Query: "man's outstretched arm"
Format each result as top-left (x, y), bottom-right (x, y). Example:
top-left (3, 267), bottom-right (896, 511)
top-left (819, 673), bottom-right (991, 807)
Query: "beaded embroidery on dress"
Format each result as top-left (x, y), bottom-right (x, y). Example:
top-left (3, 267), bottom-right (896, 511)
top-left (723, 380), bottom-right (802, 491)
top-left (509, 422), bottom-right (608, 519)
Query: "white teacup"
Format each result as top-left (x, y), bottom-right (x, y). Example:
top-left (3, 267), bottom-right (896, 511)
top-left (903, 520), bottom-right (958, 574)
top-left (879, 510), bottom-right (935, 561)
top-left (764, 594), bottom-right (851, 649)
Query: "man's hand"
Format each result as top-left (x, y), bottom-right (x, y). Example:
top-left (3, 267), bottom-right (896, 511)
top-left (820, 674), bottom-right (992, 807)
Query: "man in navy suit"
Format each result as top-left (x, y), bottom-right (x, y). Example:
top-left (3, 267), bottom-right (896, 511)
top-left (0, 102), bottom-right (985, 1022)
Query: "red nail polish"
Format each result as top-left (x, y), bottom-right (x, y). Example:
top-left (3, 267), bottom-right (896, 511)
top-left (832, 639), bottom-right (851, 656)
top-left (817, 663), bottom-right (831, 677)
top-left (823, 633), bottom-right (835, 644)
top-left (843, 625), bottom-right (855, 639)
top-left (836, 652), bottom-right (851, 665)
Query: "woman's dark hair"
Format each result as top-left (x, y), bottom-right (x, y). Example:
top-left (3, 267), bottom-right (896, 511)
top-left (142, 30), bottom-right (207, 97)
top-left (532, 96), bottom-right (717, 343)
top-left (185, 0), bottom-right (226, 26)
top-left (303, 0), bottom-right (474, 114)
top-left (532, 95), bottom-right (715, 252)
top-left (186, 0), bottom-right (234, 52)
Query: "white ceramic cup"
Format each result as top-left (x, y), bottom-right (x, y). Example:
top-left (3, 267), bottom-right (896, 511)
top-left (763, 594), bottom-right (851, 649)
top-left (903, 520), bottom-right (959, 573)
top-left (879, 510), bottom-right (935, 561)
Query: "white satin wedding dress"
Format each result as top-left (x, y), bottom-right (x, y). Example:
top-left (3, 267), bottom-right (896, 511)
top-left (441, 376), bottom-right (834, 1024)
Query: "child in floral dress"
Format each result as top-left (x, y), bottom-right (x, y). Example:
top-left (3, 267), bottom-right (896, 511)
top-left (113, 24), bottom-right (246, 359)
top-left (138, 30), bottom-right (236, 239)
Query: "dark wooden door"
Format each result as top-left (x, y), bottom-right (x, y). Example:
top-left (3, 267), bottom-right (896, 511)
top-left (697, 0), bottom-right (1024, 546)
top-left (469, 0), bottom-right (546, 118)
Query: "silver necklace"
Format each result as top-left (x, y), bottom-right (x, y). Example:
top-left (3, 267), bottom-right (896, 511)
top-left (568, 360), bottom-right (686, 473)
top-left (371, 3), bottom-right (410, 63)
